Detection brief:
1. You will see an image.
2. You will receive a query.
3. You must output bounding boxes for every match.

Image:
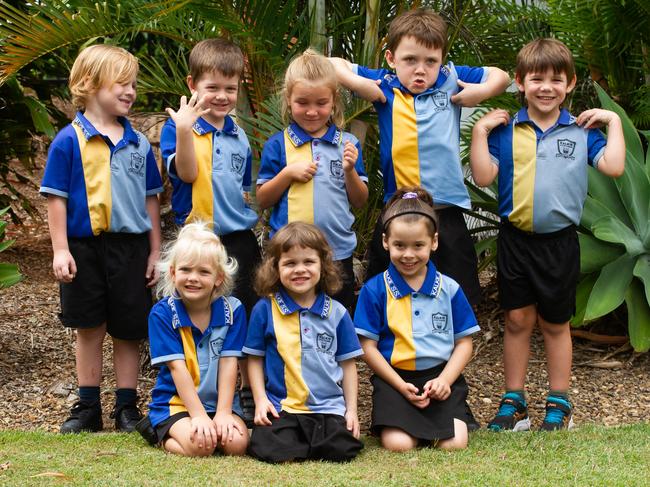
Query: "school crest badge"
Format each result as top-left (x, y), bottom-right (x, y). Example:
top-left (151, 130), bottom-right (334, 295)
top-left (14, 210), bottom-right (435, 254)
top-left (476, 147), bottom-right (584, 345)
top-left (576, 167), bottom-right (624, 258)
top-left (210, 337), bottom-right (224, 358)
top-left (556, 139), bottom-right (576, 159)
top-left (231, 153), bottom-right (245, 172)
top-left (431, 312), bottom-right (448, 333)
top-left (317, 332), bottom-right (334, 353)
top-left (432, 90), bottom-right (449, 110)
top-left (330, 159), bottom-right (344, 179)
top-left (128, 153), bottom-right (145, 177)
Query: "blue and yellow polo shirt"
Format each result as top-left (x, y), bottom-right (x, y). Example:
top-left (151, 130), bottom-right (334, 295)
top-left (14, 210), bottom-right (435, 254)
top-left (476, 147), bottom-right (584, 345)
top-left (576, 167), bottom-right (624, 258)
top-left (147, 295), bottom-right (247, 427)
top-left (354, 62), bottom-right (487, 207)
top-left (160, 115), bottom-right (258, 235)
top-left (40, 112), bottom-right (163, 237)
top-left (354, 262), bottom-right (479, 371)
top-left (257, 123), bottom-right (367, 260)
top-left (488, 108), bottom-right (607, 233)
top-left (243, 290), bottom-right (363, 416)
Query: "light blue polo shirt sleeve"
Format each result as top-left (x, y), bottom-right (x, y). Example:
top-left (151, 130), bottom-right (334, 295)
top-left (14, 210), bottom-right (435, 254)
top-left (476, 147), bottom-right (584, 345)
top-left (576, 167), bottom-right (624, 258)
top-left (257, 133), bottom-right (285, 184)
top-left (221, 299), bottom-right (248, 356)
top-left (354, 280), bottom-right (384, 341)
top-left (148, 301), bottom-right (185, 366)
top-left (243, 148), bottom-right (253, 191)
top-left (243, 299), bottom-right (269, 356)
top-left (335, 311), bottom-right (363, 361)
top-left (41, 127), bottom-right (75, 198)
top-left (159, 118), bottom-right (177, 174)
top-left (455, 65), bottom-right (488, 84)
top-left (145, 147), bottom-right (163, 195)
top-left (450, 286), bottom-right (480, 340)
top-left (587, 128), bottom-right (607, 168)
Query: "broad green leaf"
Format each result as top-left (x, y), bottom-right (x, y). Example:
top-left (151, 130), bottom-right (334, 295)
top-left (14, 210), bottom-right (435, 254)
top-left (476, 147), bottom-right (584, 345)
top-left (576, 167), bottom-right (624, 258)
top-left (613, 150), bottom-right (650, 236)
top-left (595, 84), bottom-right (643, 162)
top-left (586, 167), bottom-right (632, 229)
top-left (22, 96), bottom-right (56, 138)
top-left (581, 194), bottom-right (622, 230)
top-left (0, 262), bottom-right (22, 288)
top-left (578, 232), bottom-right (624, 273)
top-left (474, 235), bottom-right (497, 256)
top-left (572, 272), bottom-right (598, 326)
top-left (625, 278), bottom-right (650, 352)
top-left (591, 215), bottom-right (644, 256)
top-left (632, 254), bottom-right (650, 307)
top-left (584, 253), bottom-right (635, 321)
top-left (0, 239), bottom-right (15, 253)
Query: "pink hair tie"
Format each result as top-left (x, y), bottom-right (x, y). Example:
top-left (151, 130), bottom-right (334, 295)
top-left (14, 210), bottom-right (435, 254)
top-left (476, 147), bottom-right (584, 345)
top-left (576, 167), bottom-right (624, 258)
top-left (402, 192), bottom-right (418, 199)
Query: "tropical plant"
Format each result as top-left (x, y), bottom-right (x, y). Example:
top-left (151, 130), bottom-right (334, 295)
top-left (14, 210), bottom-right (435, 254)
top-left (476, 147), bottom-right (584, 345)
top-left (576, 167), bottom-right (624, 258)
top-left (0, 206), bottom-right (22, 288)
top-left (572, 85), bottom-right (650, 352)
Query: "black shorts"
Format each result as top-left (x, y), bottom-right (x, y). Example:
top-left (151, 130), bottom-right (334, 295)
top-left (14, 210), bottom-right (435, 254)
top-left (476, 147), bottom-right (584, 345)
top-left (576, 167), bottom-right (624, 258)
top-left (497, 222), bottom-right (579, 324)
top-left (331, 256), bottom-right (355, 313)
top-left (220, 230), bottom-right (262, 316)
top-left (365, 206), bottom-right (481, 306)
top-left (248, 411), bottom-right (363, 463)
top-left (59, 232), bottom-right (152, 340)
top-left (370, 364), bottom-right (470, 442)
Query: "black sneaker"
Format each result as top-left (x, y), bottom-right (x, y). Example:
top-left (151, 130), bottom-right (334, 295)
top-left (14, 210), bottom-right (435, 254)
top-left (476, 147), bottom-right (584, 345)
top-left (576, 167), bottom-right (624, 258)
top-left (239, 387), bottom-right (255, 428)
top-left (60, 401), bottom-right (103, 433)
top-left (111, 403), bottom-right (143, 432)
top-left (487, 393), bottom-right (531, 432)
top-left (135, 415), bottom-right (159, 445)
top-left (465, 401), bottom-right (481, 432)
top-left (539, 396), bottom-right (574, 431)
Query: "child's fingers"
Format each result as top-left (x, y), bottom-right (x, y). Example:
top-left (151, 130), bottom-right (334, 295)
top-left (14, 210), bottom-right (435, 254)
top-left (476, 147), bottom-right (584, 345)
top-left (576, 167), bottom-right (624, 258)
top-left (269, 405), bottom-right (280, 418)
top-left (165, 107), bottom-right (177, 118)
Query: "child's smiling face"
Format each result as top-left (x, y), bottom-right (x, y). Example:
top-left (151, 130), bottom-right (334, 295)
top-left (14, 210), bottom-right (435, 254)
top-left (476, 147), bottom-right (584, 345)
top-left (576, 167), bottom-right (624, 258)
top-left (385, 36), bottom-right (442, 94)
top-left (516, 68), bottom-right (576, 122)
top-left (278, 245), bottom-right (321, 303)
top-left (171, 257), bottom-right (223, 309)
top-left (95, 78), bottom-right (137, 118)
top-left (383, 218), bottom-right (438, 284)
top-left (288, 81), bottom-right (334, 138)
top-left (188, 70), bottom-right (239, 128)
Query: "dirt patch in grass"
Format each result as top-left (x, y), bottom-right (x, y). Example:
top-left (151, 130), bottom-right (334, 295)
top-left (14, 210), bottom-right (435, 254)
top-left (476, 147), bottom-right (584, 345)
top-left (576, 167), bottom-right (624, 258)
top-left (1, 161), bottom-right (648, 433)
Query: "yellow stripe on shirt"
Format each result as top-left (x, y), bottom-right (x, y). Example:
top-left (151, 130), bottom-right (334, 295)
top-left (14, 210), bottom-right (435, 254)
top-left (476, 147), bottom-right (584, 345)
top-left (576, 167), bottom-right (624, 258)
top-left (391, 89), bottom-right (420, 189)
top-left (169, 327), bottom-right (201, 416)
top-left (510, 124), bottom-right (537, 232)
top-left (385, 279), bottom-right (416, 370)
top-left (272, 297), bottom-right (310, 412)
top-left (187, 131), bottom-right (214, 229)
top-left (284, 129), bottom-right (314, 224)
top-left (73, 124), bottom-right (111, 235)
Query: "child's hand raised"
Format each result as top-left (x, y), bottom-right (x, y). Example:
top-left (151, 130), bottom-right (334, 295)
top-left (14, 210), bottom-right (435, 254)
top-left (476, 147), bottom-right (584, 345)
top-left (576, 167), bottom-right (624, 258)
top-left (189, 414), bottom-right (218, 451)
top-left (576, 108), bottom-right (620, 129)
top-left (400, 382), bottom-right (430, 409)
top-left (356, 78), bottom-right (386, 103)
top-left (254, 397), bottom-right (279, 426)
top-left (284, 160), bottom-right (318, 183)
top-left (473, 109), bottom-right (510, 136)
top-left (166, 92), bottom-right (211, 131)
top-left (213, 411), bottom-right (245, 446)
top-left (451, 80), bottom-right (489, 107)
top-left (342, 141), bottom-right (358, 173)
top-left (423, 377), bottom-right (451, 401)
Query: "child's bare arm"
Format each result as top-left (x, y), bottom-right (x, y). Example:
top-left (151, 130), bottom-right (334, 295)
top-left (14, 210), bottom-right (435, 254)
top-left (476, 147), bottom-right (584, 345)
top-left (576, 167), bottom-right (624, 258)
top-left (470, 109), bottom-right (508, 186)
top-left (256, 162), bottom-right (317, 209)
top-left (214, 356), bottom-right (245, 444)
top-left (166, 93), bottom-right (210, 183)
top-left (47, 195), bottom-right (76, 283)
top-left (145, 195), bottom-right (161, 287)
top-left (247, 355), bottom-right (279, 425)
top-left (342, 141), bottom-right (368, 208)
top-left (576, 109), bottom-right (626, 178)
top-left (360, 337), bottom-right (430, 409)
top-left (340, 358), bottom-right (360, 438)
top-left (451, 67), bottom-right (510, 107)
top-left (328, 57), bottom-right (386, 103)
top-left (168, 359), bottom-right (217, 450)
top-left (423, 336), bottom-right (473, 401)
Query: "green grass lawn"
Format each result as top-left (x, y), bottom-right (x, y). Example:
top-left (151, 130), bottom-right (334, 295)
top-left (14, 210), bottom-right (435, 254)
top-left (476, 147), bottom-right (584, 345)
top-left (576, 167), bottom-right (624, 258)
top-left (1, 424), bottom-right (649, 486)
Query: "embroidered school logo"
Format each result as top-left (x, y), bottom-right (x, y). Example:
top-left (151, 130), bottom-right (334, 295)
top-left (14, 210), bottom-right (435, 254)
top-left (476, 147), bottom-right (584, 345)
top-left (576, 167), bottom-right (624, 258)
top-left (210, 337), bottom-right (224, 358)
top-left (317, 332), bottom-right (334, 353)
top-left (556, 139), bottom-right (576, 159)
top-left (128, 153), bottom-right (145, 177)
top-left (432, 90), bottom-right (449, 111)
top-left (330, 159), bottom-right (344, 179)
top-left (231, 153), bottom-right (244, 172)
top-left (431, 312), bottom-right (448, 333)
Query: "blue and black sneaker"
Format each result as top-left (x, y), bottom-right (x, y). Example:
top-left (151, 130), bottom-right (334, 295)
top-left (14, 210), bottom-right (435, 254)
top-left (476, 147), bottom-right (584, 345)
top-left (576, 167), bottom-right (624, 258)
top-left (487, 392), bottom-right (531, 432)
top-left (540, 396), bottom-right (574, 431)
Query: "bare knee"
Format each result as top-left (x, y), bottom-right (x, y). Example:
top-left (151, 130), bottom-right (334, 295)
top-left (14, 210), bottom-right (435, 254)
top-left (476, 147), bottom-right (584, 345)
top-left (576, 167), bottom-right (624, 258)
top-left (221, 429), bottom-right (249, 456)
top-left (381, 428), bottom-right (418, 452)
top-left (539, 320), bottom-right (569, 338)
top-left (437, 419), bottom-right (468, 450)
top-left (505, 308), bottom-right (536, 335)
